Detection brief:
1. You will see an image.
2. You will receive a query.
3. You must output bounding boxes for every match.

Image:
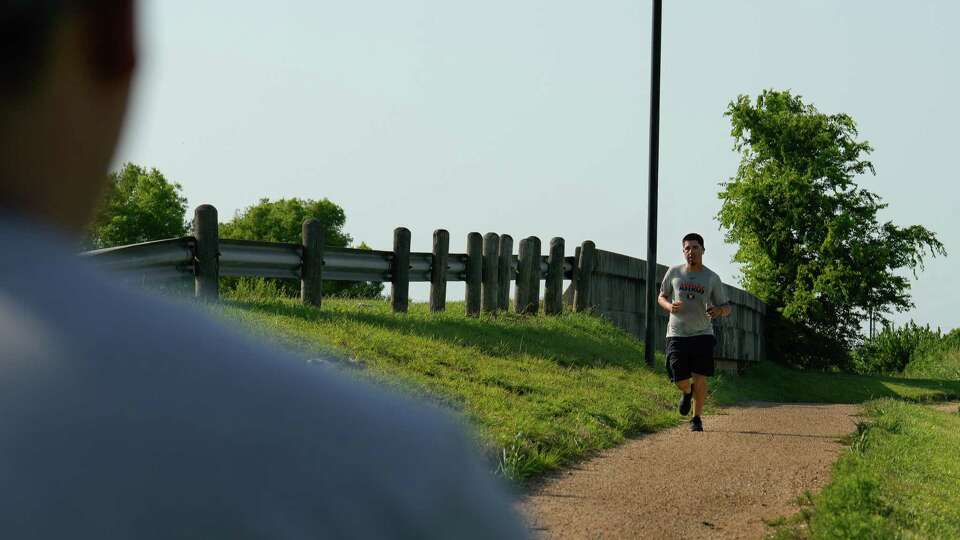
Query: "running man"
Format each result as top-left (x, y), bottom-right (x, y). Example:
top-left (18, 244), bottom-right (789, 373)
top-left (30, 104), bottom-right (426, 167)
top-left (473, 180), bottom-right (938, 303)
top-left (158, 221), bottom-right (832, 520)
top-left (657, 233), bottom-right (732, 431)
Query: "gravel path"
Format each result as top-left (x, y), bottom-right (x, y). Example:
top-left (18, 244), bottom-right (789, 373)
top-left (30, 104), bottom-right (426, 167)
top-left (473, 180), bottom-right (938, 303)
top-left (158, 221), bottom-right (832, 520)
top-left (517, 402), bottom-right (861, 539)
top-left (929, 401), bottom-right (959, 414)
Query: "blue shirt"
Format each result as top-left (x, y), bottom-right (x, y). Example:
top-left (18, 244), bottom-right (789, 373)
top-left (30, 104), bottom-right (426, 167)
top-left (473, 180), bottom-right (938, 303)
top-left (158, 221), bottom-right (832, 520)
top-left (0, 214), bottom-right (527, 539)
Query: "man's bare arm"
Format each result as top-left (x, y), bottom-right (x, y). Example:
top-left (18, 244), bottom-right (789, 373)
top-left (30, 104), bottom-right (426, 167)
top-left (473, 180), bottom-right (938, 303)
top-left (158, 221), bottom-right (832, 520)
top-left (658, 294), bottom-right (680, 314)
top-left (706, 303), bottom-right (731, 319)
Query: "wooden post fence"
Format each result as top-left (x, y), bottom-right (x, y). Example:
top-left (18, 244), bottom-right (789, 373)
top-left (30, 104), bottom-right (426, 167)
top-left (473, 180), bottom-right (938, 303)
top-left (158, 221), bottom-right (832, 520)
top-left (300, 218), bottom-right (324, 307)
top-left (497, 234), bottom-right (513, 311)
top-left (481, 232), bottom-right (500, 314)
top-left (430, 229), bottom-right (449, 312)
top-left (391, 227), bottom-right (410, 313)
top-left (544, 237), bottom-right (564, 315)
top-left (514, 238), bottom-right (529, 314)
top-left (566, 245), bottom-right (581, 308)
top-left (573, 240), bottom-right (595, 312)
top-left (97, 204), bottom-right (600, 321)
top-left (528, 236), bottom-right (542, 315)
top-left (466, 232), bottom-right (482, 317)
top-left (193, 204), bottom-right (219, 301)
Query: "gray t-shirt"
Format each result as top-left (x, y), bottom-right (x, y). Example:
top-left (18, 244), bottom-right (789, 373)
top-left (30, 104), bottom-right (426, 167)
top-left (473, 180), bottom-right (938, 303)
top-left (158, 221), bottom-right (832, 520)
top-left (0, 214), bottom-right (527, 539)
top-left (659, 264), bottom-right (729, 338)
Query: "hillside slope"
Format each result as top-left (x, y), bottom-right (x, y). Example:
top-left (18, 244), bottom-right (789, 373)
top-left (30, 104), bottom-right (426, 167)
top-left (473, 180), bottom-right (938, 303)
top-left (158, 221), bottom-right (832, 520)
top-left (214, 290), bottom-right (960, 482)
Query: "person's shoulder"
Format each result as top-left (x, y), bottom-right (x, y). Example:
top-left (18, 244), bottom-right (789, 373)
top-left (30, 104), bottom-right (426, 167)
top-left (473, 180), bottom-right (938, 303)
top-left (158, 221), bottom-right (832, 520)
top-left (0, 218), bottom-right (448, 453)
top-left (95, 289), bottom-right (527, 536)
top-left (665, 263), bottom-right (685, 275)
top-left (702, 265), bottom-right (723, 281)
top-left (1, 259), bottom-right (527, 536)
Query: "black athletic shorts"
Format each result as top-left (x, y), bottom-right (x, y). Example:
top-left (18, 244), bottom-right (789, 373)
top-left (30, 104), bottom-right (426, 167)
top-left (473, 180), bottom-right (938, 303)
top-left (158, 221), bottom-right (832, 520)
top-left (665, 334), bottom-right (716, 382)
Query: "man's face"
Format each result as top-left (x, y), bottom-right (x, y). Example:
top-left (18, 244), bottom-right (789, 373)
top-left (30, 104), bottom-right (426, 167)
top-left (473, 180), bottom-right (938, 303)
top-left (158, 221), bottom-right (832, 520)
top-left (682, 240), bottom-right (703, 266)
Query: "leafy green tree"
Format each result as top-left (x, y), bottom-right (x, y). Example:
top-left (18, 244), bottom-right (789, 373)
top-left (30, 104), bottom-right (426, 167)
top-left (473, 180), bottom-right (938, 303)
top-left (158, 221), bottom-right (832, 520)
top-left (220, 197), bottom-right (352, 247)
top-left (220, 198), bottom-right (382, 299)
top-left (718, 90), bottom-right (945, 368)
top-left (86, 163), bottom-right (188, 248)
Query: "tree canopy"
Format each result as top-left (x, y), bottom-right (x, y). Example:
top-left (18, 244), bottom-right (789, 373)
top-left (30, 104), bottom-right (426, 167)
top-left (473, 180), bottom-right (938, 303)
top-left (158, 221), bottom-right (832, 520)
top-left (86, 163), bottom-right (188, 249)
top-left (220, 197), bottom-right (352, 247)
top-left (221, 197), bottom-right (381, 298)
top-left (717, 90), bottom-right (945, 367)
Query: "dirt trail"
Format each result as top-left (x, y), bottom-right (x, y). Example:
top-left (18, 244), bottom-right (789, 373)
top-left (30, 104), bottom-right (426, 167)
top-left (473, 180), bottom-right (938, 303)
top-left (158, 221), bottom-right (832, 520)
top-left (929, 401), bottom-right (959, 414)
top-left (518, 402), bottom-right (861, 540)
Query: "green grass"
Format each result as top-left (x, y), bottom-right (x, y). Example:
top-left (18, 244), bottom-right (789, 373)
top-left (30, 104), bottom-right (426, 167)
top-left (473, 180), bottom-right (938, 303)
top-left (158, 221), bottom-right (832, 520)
top-left (211, 287), bottom-right (960, 484)
top-left (769, 400), bottom-right (960, 539)
top-left (214, 293), bottom-right (681, 482)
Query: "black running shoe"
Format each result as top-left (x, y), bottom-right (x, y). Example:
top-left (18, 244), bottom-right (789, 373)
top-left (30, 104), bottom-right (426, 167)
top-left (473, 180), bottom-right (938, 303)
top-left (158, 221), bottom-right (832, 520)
top-left (678, 391), bottom-right (693, 416)
top-left (690, 416), bottom-right (704, 432)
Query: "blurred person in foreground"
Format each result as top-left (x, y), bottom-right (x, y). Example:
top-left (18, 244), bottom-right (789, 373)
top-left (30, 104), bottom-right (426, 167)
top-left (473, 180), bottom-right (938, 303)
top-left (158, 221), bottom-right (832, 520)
top-left (0, 1), bottom-right (527, 537)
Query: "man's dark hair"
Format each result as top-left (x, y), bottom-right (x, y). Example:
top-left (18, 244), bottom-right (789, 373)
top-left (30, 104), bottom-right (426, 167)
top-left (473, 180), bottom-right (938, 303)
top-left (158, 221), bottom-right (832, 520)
top-left (0, 1), bottom-right (66, 95)
top-left (1, 1), bottom-right (134, 98)
top-left (682, 232), bottom-right (704, 248)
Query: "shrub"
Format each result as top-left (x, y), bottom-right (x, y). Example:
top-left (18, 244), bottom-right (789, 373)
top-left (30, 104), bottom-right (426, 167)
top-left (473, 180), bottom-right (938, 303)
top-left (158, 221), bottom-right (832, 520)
top-left (851, 322), bottom-right (942, 375)
top-left (903, 328), bottom-right (960, 380)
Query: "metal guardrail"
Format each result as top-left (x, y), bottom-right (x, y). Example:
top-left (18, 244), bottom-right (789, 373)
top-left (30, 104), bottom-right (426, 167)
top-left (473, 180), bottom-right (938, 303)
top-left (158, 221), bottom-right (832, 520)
top-left (83, 239), bottom-right (581, 283)
top-left (81, 238), bottom-right (194, 281)
top-left (325, 247), bottom-right (392, 282)
top-left (81, 205), bottom-right (595, 320)
top-left (80, 211), bottom-right (587, 319)
top-left (220, 239), bottom-right (302, 280)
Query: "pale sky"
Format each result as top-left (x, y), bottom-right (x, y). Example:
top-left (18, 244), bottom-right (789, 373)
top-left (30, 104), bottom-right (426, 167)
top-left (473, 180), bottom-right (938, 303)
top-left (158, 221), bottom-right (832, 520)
top-left (115, 0), bottom-right (959, 332)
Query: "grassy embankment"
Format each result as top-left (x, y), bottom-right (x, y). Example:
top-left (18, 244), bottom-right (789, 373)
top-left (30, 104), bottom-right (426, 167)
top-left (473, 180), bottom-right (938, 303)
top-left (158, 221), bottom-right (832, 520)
top-left (769, 400), bottom-right (960, 539)
top-left (217, 291), bottom-right (678, 482)
top-left (215, 288), bottom-right (960, 483)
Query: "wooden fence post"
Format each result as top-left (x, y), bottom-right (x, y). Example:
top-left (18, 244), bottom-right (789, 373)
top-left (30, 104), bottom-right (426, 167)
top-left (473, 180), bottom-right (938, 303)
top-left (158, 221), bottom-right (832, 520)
top-left (193, 204), bottom-right (219, 301)
top-left (430, 229), bottom-right (449, 312)
top-left (497, 234), bottom-right (513, 311)
top-left (565, 245), bottom-right (581, 307)
top-left (466, 232), bottom-right (482, 317)
top-left (573, 240), bottom-right (596, 312)
top-left (544, 237), bottom-right (564, 315)
top-left (528, 236), bottom-right (542, 315)
top-left (392, 227), bottom-right (411, 313)
top-left (481, 233), bottom-right (500, 314)
top-left (300, 218), bottom-right (324, 307)
top-left (515, 238), bottom-right (531, 314)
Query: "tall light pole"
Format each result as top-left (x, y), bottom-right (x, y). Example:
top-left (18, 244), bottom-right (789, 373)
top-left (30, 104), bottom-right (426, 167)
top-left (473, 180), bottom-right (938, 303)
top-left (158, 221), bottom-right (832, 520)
top-left (643, 0), bottom-right (662, 367)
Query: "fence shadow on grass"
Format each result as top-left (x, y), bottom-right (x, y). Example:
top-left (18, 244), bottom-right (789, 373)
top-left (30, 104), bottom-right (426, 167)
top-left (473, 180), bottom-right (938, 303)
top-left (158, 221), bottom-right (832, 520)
top-left (225, 298), bottom-right (654, 372)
